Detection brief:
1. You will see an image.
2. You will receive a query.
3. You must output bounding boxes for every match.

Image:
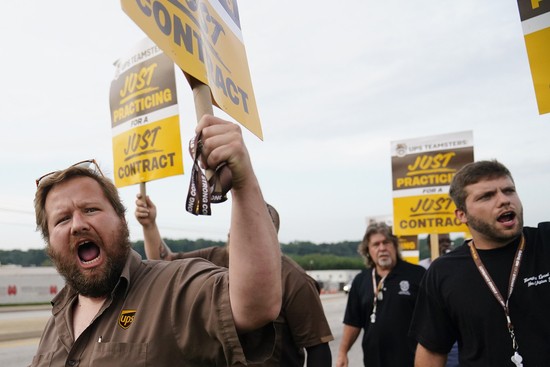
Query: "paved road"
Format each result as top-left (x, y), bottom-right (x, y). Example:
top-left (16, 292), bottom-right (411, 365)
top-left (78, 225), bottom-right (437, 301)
top-left (323, 293), bottom-right (364, 366)
top-left (0, 306), bottom-right (50, 366)
top-left (0, 293), bottom-right (363, 366)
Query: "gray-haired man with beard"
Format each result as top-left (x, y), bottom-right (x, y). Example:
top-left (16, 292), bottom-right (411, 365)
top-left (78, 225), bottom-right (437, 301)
top-left (29, 115), bottom-right (282, 367)
top-left (336, 222), bottom-right (425, 367)
top-left (410, 160), bottom-right (550, 366)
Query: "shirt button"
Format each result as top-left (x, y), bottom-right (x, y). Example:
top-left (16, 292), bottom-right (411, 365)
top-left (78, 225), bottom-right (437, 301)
top-left (67, 360), bottom-right (78, 366)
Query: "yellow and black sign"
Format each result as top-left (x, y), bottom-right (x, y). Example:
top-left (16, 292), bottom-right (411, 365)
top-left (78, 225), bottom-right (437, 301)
top-left (110, 37), bottom-right (183, 188)
top-left (121, 0), bottom-right (263, 139)
top-left (393, 194), bottom-right (465, 235)
top-left (391, 131), bottom-right (474, 236)
top-left (118, 309), bottom-right (137, 330)
top-left (398, 235), bottom-right (419, 264)
top-left (516, 0), bottom-right (550, 114)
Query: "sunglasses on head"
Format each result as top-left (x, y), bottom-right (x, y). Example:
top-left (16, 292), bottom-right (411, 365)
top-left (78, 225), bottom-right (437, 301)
top-left (35, 159), bottom-right (104, 187)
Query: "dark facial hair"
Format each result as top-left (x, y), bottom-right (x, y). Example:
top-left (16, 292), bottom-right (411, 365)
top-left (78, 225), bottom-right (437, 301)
top-left (47, 221), bottom-right (130, 298)
top-left (466, 209), bottom-right (524, 244)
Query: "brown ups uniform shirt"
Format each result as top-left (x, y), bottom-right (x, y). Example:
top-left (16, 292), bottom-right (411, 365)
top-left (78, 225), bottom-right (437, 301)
top-left (172, 247), bottom-right (334, 366)
top-left (29, 250), bottom-right (274, 367)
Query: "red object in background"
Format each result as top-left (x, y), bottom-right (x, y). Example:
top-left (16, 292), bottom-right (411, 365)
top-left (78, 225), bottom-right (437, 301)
top-left (7, 285), bottom-right (17, 296)
top-left (50, 285), bottom-right (58, 295)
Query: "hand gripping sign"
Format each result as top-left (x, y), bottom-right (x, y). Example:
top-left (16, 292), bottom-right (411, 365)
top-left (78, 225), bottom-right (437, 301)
top-left (121, 0), bottom-right (262, 214)
top-left (121, 0), bottom-right (263, 138)
top-left (186, 132), bottom-right (232, 215)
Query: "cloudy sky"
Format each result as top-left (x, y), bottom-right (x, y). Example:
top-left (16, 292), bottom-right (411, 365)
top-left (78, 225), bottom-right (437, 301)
top-left (1, 0), bottom-right (549, 251)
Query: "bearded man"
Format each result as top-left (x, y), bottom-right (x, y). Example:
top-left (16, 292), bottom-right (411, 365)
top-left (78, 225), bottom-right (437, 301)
top-left (30, 115), bottom-right (282, 366)
top-left (336, 222), bottom-right (425, 367)
top-left (410, 160), bottom-right (550, 366)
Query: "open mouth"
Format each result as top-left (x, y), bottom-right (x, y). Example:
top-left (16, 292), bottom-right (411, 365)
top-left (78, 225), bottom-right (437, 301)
top-left (77, 241), bottom-right (101, 265)
top-left (497, 211), bottom-right (516, 223)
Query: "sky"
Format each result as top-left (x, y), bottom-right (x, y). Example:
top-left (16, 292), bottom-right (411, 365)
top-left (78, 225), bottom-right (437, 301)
top-left (1, 1), bottom-right (549, 251)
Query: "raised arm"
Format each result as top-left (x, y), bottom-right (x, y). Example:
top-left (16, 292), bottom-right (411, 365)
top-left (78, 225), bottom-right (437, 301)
top-left (196, 115), bottom-right (282, 332)
top-left (134, 193), bottom-right (173, 260)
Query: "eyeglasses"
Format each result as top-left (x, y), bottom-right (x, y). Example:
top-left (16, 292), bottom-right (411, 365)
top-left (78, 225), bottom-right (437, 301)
top-left (35, 159), bottom-right (104, 187)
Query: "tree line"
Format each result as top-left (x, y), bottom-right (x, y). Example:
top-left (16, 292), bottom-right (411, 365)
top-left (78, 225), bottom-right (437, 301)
top-left (0, 239), bottom-right (366, 270)
top-left (0, 236), bottom-right (464, 269)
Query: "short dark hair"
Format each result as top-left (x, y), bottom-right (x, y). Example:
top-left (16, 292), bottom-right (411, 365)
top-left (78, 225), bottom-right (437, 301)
top-left (449, 160), bottom-right (513, 212)
top-left (34, 166), bottom-right (126, 242)
top-left (357, 222), bottom-right (400, 268)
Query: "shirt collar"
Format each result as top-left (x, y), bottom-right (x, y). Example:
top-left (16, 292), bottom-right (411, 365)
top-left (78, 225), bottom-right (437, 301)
top-left (50, 249), bottom-right (142, 314)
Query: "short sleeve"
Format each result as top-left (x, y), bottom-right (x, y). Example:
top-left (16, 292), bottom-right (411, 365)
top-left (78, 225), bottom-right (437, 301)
top-left (283, 274), bottom-right (334, 348)
top-left (169, 258), bottom-right (274, 365)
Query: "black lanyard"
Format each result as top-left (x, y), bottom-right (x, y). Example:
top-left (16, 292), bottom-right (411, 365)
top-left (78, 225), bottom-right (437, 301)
top-left (469, 235), bottom-right (525, 364)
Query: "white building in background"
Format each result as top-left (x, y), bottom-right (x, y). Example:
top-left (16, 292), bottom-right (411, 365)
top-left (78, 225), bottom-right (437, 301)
top-left (0, 266), bottom-right (360, 304)
top-left (0, 266), bottom-right (64, 305)
top-left (306, 269), bottom-right (360, 293)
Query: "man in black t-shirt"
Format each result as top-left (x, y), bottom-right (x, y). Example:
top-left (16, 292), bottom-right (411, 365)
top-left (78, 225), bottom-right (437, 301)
top-left (410, 160), bottom-right (550, 366)
top-left (336, 222), bottom-right (425, 367)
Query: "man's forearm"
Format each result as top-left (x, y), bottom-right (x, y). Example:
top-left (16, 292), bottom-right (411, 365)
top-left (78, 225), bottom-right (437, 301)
top-left (228, 181), bottom-right (282, 332)
top-left (336, 325), bottom-right (361, 367)
top-left (143, 224), bottom-right (172, 260)
top-left (339, 324), bottom-right (360, 354)
top-left (194, 115), bottom-right (282, 333)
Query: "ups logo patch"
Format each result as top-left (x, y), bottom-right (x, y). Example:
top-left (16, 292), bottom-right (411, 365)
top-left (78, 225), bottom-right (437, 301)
top-left (118, 309), bottom-right (137, 330)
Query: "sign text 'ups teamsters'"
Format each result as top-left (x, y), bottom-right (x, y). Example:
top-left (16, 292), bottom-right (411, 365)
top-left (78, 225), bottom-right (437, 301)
top-left (110, 37), bottom-right (184, 188)
top-left (391, 131), bottom-right (474, 236)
